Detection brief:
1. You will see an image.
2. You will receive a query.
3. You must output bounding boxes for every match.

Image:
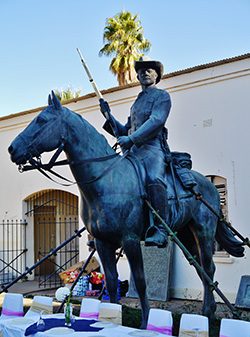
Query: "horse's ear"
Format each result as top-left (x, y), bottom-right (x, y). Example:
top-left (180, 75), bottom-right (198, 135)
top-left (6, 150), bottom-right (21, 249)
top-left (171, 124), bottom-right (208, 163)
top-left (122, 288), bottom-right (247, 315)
top-left (51, 90), bottom-right (62, 110)
top-left (48, 94), bottom-right (53, 105)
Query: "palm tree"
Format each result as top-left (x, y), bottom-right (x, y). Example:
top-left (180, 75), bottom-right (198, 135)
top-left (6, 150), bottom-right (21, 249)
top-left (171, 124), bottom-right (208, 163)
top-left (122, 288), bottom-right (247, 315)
top-left (54, 86), bottom-right (81, 102)
top-left (99, 10), bottom-right (151, 86)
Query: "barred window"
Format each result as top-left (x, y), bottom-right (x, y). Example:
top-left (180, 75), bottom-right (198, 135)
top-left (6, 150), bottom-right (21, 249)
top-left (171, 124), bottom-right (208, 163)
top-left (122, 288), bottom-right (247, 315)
top-left (206, 175), bottom-right (228, 255)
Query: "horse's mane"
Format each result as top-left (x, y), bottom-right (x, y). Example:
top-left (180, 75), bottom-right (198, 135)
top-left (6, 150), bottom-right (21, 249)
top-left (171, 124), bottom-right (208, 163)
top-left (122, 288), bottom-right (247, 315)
top-left (68, 108), bottom-right (115, 156)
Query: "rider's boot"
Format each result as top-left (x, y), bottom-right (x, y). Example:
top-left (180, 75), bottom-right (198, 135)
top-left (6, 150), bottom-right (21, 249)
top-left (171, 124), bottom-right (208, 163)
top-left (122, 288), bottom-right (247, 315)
top-left (145, 184), bottom-right (169, 248)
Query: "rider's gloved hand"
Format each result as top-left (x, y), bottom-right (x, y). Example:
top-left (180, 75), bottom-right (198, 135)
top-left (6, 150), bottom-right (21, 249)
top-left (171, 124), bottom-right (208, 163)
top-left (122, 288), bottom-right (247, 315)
top-left (99, 99), bottom-right (110, 118)
top-left (118, 136), bottom-right (133, 150)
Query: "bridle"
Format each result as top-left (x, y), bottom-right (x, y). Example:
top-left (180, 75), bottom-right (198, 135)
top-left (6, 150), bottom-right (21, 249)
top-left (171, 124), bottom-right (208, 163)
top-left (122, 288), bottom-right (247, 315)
top-left (18, 140), bottom-right (128, 186)
top-left (15, 107), bottom-right (146, 198)
top-left (17, 108), bottom-right (129, 186)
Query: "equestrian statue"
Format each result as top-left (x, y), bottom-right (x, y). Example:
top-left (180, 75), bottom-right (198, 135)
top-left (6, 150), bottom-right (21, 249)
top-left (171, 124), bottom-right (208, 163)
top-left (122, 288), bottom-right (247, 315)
top-left (8, 56), bottom-right (244, 329)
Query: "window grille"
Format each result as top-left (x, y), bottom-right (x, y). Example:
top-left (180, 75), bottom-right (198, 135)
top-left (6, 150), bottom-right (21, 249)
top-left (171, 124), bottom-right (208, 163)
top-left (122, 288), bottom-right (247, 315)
top-left (206, 175), bottom-right (229, 255)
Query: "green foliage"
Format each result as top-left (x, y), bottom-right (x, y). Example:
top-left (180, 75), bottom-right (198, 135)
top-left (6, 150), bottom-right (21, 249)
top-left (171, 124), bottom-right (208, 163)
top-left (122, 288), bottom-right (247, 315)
top-left (99, 9), bottom-right (151, 85)
top-left (122, 305), bottom-right (142, 328)
top-left (54, 86), bottom-right (81, 102)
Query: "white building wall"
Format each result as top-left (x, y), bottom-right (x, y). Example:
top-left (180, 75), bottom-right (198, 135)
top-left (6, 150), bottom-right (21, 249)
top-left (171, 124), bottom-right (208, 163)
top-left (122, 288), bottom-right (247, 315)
top-left (158, 59), bottom-right (250, 302)
top-left (0, 55), bottom-right (249, 300)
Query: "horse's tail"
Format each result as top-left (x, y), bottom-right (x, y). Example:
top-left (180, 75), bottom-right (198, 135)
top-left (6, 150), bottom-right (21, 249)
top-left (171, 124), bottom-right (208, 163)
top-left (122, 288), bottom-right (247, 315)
top-left (215, 217), bottom-right (245, 257)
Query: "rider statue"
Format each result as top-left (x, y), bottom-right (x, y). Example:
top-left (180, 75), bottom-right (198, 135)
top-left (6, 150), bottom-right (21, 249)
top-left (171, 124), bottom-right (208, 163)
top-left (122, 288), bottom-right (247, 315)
top-left (102, 56), bottom-right (172, 248)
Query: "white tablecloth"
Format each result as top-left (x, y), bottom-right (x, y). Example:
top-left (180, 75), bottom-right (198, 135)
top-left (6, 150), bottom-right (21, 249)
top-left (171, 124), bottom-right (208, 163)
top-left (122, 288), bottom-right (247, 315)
top-left (0, 315), bottom-right (175, 337)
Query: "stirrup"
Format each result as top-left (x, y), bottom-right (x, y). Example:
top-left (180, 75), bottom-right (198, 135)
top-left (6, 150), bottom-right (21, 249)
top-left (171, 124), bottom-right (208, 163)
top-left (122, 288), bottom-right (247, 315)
top-left (145, 226), bottom-right (168, 248)
top-left (145, 224), bottom-right (158, 241)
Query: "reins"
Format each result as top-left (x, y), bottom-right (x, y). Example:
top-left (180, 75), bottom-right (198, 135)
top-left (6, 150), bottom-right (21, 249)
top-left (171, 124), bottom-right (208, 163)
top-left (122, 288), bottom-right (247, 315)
top-left (19, 141), bottom-right (129, 186)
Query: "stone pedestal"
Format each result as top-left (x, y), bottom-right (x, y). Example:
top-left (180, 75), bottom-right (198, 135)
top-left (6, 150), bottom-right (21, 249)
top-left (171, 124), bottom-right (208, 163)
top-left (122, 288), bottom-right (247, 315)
top-left (235, 275), bottom-right (250, 309)
top-left (127, 242), bottom-right (173, 301)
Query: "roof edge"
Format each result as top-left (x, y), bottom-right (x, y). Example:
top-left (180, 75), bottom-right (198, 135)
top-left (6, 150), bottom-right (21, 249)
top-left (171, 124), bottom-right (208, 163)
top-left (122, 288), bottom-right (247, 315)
top-left (162, 52), bottom-right (250, 79)
top-left (1, 52), bottom-right (250, 122)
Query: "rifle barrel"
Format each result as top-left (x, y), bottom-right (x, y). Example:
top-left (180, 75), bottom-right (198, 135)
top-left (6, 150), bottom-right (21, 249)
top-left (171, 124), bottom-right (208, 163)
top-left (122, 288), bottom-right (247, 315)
top-left (76, 48), bottom-right (122, 143)
top-left (76, 48), bottom-right (103, 100)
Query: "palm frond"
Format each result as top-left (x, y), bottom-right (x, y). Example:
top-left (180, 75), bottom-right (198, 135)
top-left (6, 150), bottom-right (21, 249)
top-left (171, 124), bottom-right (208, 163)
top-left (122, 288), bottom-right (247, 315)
top-left (53, 86), bottom-right (82, 102)
top-left (99, 9), bottom-right (152, 85)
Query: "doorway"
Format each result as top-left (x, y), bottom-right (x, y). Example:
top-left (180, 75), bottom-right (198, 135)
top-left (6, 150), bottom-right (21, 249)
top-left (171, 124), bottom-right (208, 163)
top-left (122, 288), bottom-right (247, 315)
top-left (25, 189), bottom-right (79, 286)
top-left (34, 205), bottom-right (56, 275)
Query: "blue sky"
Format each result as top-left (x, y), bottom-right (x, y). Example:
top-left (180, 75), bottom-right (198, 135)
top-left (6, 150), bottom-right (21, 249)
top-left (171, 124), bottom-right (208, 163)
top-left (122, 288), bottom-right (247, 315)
top-left (1, 0), bottom-right (249, 117)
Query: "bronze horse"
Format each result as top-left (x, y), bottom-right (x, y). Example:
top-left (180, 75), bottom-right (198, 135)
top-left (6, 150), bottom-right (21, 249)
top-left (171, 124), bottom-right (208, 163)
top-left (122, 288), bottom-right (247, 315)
top-left (8, 92), bottom-right (244, 328)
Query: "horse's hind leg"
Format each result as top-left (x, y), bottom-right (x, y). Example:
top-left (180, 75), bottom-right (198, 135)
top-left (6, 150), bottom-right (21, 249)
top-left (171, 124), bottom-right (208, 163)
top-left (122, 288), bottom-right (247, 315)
top-left (123, 237), bottom-right (150, 329)
top-left (200, 237), bottom-right (217, 319)
top-left (179, 220), bottom-right (217, 319)
top-left (193, 221), bottom-right (217, 319)
top-left (95, 239), bottom-right (119, 303)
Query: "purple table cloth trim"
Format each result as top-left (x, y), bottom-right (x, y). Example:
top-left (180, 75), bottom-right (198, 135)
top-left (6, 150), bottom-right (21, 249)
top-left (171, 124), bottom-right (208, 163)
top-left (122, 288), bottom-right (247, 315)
top-left (79, 312), bottom-right (99, 319)
top-left (147, 324), bottom-right (172, 335)
top-left (25, 318), bottom-right (102, 336)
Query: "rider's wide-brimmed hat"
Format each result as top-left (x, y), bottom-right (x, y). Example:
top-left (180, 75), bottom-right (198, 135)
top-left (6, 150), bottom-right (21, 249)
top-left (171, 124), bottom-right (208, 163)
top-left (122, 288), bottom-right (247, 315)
top-left (134, 56), bottom-right (163, 83)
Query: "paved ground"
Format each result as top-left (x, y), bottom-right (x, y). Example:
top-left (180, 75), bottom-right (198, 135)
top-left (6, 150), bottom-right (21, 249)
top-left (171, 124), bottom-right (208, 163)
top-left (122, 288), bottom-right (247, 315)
top-left (0, 280), bottom-right (58, 310)
top-left (2, 280), bottom-right (56, 297)
top-left (1, 280), bottom-right (249, 320)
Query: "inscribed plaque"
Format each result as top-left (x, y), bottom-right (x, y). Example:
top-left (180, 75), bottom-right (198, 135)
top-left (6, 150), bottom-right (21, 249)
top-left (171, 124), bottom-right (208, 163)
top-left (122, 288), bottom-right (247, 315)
top-left (127, 241), bottom-right (173, 301)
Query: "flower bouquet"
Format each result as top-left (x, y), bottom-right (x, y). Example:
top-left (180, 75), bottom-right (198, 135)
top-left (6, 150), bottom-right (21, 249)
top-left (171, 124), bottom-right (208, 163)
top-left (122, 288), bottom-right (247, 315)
top-left (55, 287), bottom-right (73, 326)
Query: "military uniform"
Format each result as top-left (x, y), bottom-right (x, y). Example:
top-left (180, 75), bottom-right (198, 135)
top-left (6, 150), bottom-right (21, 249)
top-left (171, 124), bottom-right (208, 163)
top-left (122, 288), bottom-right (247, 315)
top-left (102, 56), bottom-right (172, 247)
top-left (113, 86), bottom-right (171, 185)
top-left (103, 85), bottom-right (171, 247)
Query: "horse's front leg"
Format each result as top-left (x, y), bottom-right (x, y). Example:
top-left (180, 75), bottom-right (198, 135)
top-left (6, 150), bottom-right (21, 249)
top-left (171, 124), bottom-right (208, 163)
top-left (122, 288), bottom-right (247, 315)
top-left (123, 237), bottom-right (150, 329)
top-left (95, 239), bottom-right (119, 303)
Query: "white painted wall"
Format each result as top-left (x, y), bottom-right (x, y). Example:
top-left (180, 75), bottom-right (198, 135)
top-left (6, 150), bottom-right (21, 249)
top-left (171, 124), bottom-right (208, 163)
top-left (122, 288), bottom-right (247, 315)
top-left (162, 60), bottom-right (250, 302)
top-left (1, 55), bottom-right (249, 301)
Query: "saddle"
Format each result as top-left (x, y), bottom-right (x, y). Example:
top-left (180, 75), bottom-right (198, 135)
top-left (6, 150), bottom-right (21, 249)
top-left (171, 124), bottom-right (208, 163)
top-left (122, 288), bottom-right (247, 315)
top-left (127, 151), bottom-right (196, 201)
top-left (127, 151), bottom-right (197, 231)
top-left (169, 151), bottom-right (197, 195)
